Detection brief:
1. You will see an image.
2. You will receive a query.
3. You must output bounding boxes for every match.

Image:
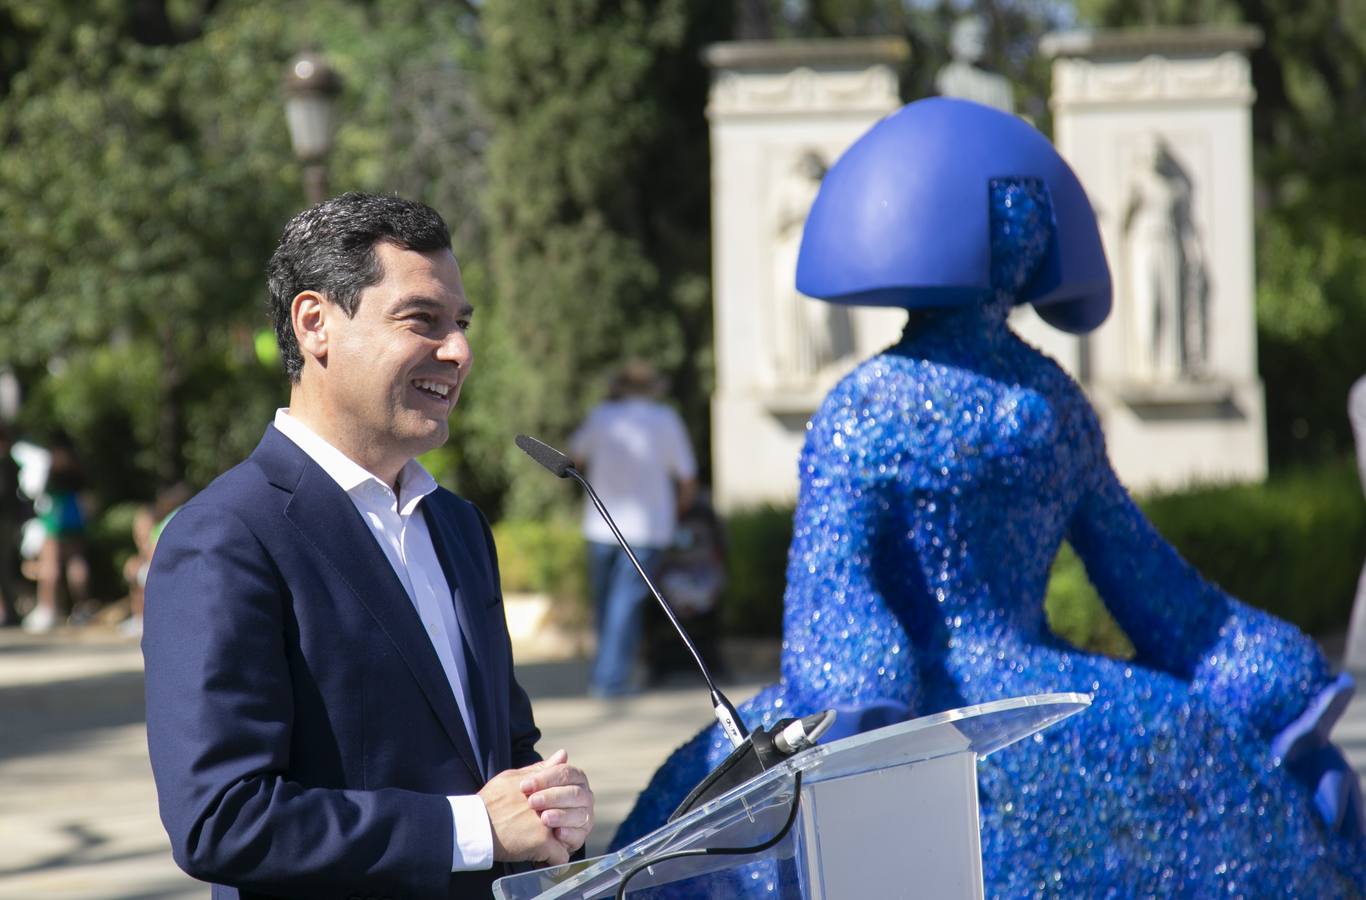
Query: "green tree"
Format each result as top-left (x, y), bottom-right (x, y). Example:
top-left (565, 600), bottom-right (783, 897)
top-left (0, 0), bottom-right (297, 495)
top-left (0, 0), bottom-right (488, 514)
top-left (479, 0), bottom-right (731, 517)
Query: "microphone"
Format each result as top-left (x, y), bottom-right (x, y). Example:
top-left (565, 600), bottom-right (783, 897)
top-left (515, 433), bottom-right (838, 820)
top-left (514, 433), bottom-right (575, 479)
top-left (514, 434), bottom-right (748, 748)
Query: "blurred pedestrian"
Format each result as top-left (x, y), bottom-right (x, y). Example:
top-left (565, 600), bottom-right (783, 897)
top-left (569, 359), bottom-right (698, 697)
top-left (23, 431), bottom-right (88, 632)
top-left (121, 483), bottom-right (192, 639)
top-left (645, 488), bottom-right (728, 685)
top-left (1344, 374), bottom-right (1366, 672)
top-left (0, 424), bottom-right (23, 627)
top-left (119, 503), bottom-right (156, 638)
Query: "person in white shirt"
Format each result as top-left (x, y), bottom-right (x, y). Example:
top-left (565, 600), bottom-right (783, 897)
top-left (569, 360), bottom-right (697, 697)
top-left (143, 192), bottom-right (594, 899)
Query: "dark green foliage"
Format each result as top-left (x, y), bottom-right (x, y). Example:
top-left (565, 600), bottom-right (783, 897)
top-left (0, 0), bottom-right (486, 497)
top-left (717, 505), bottom-right (795, 636)
top-left (478, 0), bottom-right (730, 517)
top-left (1140, 461), bottom-right (1366, 635)
top-left (490, 503), bottom-right (796, 637)
top-left (0, 0), bottom-right (488, 599)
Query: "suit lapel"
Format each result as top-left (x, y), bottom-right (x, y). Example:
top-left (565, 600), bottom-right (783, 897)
top-left (422, 497), bottom-right (498, 779)
top-left (263, 431), bottom-right (484, 784)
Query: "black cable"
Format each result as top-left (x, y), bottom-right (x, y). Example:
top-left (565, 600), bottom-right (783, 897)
top-left (613, 771), bottom-right (803, 900)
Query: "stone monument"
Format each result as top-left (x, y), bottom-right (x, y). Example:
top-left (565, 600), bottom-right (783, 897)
top-left (1023, 26), bottom-right (1268, 492)
top-left (704, 39), bottom-right (908, 511)
top-left (934, 14), bottom-right (1015, 114)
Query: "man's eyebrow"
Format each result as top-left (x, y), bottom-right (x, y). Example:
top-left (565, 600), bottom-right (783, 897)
top-left (392, 295), bottom-right (475, 317)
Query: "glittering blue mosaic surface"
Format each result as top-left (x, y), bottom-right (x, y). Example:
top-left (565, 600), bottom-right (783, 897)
top-left (612, 180), bottom-right (1366, 895)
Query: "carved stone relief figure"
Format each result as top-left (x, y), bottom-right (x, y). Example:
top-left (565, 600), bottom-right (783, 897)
top-left (934, 15), bottom-right (1016, 114)
top-left (770, 150), bottom-right (854, 385)
top-left (1121, 135), bottom-right (1210, 381)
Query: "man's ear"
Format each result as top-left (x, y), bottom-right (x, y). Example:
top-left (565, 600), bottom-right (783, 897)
top-left (291, 291), bottom-right (329, 367)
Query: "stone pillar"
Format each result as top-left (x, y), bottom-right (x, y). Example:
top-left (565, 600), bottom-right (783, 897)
top-left (705, 39), bottom-right (908, 512)
top-left (1033, 27), bottom-right (1267, 493)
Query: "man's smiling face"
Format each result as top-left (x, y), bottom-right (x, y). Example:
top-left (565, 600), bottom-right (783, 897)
top-left (313, 240), bottom-right (473, 478)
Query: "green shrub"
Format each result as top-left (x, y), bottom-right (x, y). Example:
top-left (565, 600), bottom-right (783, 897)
top-left (719, 505), bottom-right (793, 636)
top-left (1141, 460), bottom-right (1365, 636)
top-left (490, 518), bottom-right (588, 628)
top-left (717, 459), bottom-right (1366, 651)
top-left (1043, 543), bottom-right (1136, 659)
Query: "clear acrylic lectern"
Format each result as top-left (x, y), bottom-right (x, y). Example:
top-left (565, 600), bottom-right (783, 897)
top-left (494, 692), bottom-right (1090, 899)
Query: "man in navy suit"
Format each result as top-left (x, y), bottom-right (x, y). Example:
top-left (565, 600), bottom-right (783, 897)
top-left (143, 192), bottom-right (594, 898)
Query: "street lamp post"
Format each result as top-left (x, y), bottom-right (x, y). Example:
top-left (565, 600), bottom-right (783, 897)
top-left (283, 52), bottom-right (342, 205)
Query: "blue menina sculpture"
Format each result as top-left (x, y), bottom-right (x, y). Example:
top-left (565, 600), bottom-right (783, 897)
top-left (612, 98), bottom-right (1365, 896)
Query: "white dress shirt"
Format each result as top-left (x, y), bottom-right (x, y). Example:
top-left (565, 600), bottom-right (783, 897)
top-left (274, 409), bottom-right (493, 872)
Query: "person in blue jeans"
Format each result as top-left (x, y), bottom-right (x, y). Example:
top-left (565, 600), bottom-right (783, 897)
top-left (570, 360), bottom-right (697, 698)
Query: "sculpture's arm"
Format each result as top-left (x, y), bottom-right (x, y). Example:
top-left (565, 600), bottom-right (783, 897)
top-left (1065, 411), bottom-right (1335, 740)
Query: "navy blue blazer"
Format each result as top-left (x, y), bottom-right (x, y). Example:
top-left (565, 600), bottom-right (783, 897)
top-left (143, 426), bottom-right (541, 899)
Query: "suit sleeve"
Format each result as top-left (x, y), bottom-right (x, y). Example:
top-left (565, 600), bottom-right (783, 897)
top-left (142, 501), bottom-right (454, 898)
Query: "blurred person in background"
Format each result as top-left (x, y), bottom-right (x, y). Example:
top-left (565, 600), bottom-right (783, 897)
top-left (23, 431), bottom-right (88, 633)
top-left (1344, 374), bottom-right (1366, 673)
top-left (644, 487), bottom-right (728, 686)
top-left (0, 424), bottom-right (23, 627)
top-left (569, 359), bottom-right (697, 698)
top-left (120, 483), bottom-right (192, 639)
top-left (120, 503), bottom-right (156, 638)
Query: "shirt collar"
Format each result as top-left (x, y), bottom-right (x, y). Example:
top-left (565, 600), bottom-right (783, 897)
top-left (273, 408), bottom-right (437, 512)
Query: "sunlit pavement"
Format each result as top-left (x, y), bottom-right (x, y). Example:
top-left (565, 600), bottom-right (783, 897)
top-left (1, 627), bottom-right (1362, 899)
top-left (0, 627), bottom-right (774, 899)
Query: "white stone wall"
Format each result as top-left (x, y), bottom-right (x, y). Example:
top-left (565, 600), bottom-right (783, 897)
top-left (1034, 27), bottom-right (1267, 493)
top-left (706, 31), bottom-right (1269, 510)
top-left (705, 40), bottom-right (908, 511)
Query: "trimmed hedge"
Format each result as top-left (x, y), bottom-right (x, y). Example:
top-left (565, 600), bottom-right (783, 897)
top-left (1139, 460), bottom-right (1366, 636)
top-left (718, 505), bottom-right (794, 636)
top-left (717, 459), bottom-right (1366, 649)
top-left (490, 517), bottom-right (588, 629)
top-left (488, 460), bottom-right (1366, 651)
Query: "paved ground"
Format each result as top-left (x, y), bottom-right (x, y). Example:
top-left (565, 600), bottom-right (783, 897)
top-left (0, 628), bottom-right (775, 899)
top-left (1, 627), bottom-right (1363, 899)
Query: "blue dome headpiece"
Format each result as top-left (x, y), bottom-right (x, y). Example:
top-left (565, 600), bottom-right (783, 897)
top-left (795, 97), bottom-right (1111, 333)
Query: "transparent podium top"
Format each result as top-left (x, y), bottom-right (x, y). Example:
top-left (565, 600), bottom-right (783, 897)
top-left (494, 692), bottom-right (1090, 900)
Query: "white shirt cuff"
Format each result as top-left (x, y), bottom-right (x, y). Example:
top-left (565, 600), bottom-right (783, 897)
top-left (448, 794), bottom-right (494, 871)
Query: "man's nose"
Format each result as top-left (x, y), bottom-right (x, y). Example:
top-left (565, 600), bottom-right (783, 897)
top-left (436, 330), bottom-right (472, 369)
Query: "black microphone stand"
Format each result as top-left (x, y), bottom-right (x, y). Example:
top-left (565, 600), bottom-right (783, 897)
top-left (514, 434), bottom-right (835, 822)
top-left (566, 469), bottom-right (750, 747)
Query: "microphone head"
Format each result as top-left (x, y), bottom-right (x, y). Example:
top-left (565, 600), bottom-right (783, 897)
top-left (515, 434), bottom-right (575, 478)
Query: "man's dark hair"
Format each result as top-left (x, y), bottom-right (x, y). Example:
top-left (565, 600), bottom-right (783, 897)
top-left (266, 192), bottom-right (452, 381)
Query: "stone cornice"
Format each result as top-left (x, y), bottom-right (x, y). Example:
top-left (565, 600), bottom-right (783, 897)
top-left (703, 37), bottom-right (909, 71)
top-left (707, 64), bottom-right (902, 118)
top-left (1041, 26), bottom-right (1262, 60)
top-left (1050, 51), bottom-right (1255, 107)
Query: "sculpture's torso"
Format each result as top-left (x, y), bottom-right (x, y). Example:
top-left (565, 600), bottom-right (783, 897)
top-left (615, 297), bottom-right (1364, 896)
